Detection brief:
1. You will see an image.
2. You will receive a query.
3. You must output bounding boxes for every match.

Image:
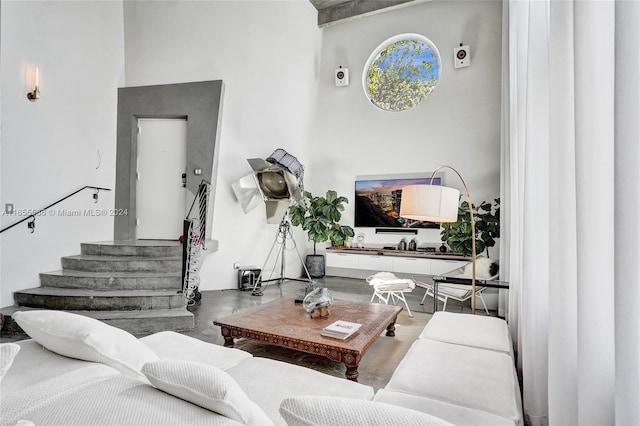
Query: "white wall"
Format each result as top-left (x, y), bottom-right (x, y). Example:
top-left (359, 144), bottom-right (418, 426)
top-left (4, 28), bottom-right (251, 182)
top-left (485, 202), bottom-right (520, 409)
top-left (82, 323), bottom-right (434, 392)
top-left (0, 1), bottom-right (125, 306)
top-left (0, 0), bottom-right (503, 301)
top-left (123, 0), bottom-right (502, 291)
top-left (122, 0), bottom-right (322, 290)
top-left (307, 1), bottom-right (503, 254)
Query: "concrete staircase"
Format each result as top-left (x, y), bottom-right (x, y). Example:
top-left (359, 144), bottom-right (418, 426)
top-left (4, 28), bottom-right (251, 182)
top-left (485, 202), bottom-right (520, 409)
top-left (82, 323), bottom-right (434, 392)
top-left (1, 240), bottom-right (194, 339)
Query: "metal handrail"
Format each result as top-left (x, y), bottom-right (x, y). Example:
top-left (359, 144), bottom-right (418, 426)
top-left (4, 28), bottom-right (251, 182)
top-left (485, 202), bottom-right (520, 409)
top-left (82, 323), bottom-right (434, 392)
top-left (181, 180), bottom-right (212, 306)
top-left (0, 185), bottom-right (111, 234)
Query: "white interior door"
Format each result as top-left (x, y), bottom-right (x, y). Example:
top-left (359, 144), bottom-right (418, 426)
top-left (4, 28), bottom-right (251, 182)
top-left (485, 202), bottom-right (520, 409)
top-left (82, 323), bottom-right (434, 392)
top-left (136, 118), bottom-right (187, 240)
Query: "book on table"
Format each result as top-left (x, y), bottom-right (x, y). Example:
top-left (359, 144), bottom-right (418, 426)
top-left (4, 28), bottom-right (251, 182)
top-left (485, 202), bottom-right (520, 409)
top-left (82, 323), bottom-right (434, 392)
top-left (321, 320), bottom-right (362, 339)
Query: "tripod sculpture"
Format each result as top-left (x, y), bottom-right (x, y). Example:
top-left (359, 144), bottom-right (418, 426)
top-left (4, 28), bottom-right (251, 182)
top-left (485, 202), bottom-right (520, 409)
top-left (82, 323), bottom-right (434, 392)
top-left (251, 215), bottom-right (313, 296)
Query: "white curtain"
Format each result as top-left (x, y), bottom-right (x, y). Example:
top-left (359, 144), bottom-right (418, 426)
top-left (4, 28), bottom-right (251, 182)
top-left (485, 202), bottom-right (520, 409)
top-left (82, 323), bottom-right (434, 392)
top-left (501, 1), bottom-right (640, 425)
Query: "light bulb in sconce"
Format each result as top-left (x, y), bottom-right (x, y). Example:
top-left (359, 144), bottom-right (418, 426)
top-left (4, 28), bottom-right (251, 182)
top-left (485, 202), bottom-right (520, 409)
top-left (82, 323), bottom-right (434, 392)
top-left (27, 66), bottom-right (40, 102)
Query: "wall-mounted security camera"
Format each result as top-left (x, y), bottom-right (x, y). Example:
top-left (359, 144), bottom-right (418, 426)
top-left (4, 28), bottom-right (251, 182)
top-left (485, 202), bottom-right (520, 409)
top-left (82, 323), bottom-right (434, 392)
top-left (454, 44), bottom-right (471, 69)
top-left (335, 66), bottom-right (349, 86)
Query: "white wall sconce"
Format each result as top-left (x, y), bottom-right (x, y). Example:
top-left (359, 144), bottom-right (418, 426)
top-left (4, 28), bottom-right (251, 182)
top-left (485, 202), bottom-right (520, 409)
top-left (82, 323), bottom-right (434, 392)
top-left (27, 66), bottom-right (40, 101)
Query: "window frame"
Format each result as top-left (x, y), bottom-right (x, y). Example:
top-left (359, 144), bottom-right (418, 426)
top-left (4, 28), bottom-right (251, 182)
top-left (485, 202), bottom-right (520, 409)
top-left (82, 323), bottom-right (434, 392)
top-left (362, 33), bottom-right (442, 112)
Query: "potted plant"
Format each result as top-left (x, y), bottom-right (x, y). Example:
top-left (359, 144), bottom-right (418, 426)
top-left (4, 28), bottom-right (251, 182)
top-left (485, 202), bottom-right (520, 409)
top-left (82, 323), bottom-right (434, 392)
top-left (289, 190), bottom-right (355, 278)
top-left (440, 198), bottom-right (500, 257)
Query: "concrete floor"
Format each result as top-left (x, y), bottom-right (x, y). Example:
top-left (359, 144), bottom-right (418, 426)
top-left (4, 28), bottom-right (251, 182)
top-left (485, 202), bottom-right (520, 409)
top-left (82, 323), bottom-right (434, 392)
top-left (184, 275), bottom-right (488, 390)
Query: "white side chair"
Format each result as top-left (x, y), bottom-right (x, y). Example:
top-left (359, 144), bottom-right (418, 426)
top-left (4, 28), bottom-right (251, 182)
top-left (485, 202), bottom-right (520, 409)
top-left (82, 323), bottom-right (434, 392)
top-left (366, 272), bottom-right (415, 317)
top-left (412, 257), bottom-right (499, 316)
top-left (414, 279), bottom-right (490, 316)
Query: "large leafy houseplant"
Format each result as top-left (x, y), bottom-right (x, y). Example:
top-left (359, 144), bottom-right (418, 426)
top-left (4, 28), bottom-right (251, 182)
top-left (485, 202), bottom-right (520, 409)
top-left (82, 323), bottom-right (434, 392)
top-left (289, 190), bottom-right (355, 255)
top-left (440, 198), bottom-right (500, 257)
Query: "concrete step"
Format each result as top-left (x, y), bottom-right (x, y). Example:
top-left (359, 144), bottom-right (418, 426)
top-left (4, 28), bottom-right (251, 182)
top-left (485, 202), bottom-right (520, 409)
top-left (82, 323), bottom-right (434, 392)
top-left (14, 287), bottom-right (184, 311)
top-left (0, 306), bottom-right (194, 339)
top-left (61, 254), bottom-right (181, 273)
top-left (40, 270), bottom-right (181, 291)
top-left (81, 240), bottom-right (183, 257)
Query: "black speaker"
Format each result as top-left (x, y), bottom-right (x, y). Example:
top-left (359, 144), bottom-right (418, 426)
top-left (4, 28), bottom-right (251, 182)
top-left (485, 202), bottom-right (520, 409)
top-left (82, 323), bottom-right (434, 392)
top-left (238, 268), bottom-right (261, 291)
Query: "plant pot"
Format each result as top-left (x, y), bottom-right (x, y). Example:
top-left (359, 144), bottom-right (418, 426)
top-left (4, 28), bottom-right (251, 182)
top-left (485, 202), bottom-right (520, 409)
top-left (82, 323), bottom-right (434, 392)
top-left (305, 254), bottom-right (325, 278)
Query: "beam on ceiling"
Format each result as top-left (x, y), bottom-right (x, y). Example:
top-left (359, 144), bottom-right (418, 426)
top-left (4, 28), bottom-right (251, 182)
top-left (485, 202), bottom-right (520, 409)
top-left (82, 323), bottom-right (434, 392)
top-left (315, 0), bottom-right (425, 28)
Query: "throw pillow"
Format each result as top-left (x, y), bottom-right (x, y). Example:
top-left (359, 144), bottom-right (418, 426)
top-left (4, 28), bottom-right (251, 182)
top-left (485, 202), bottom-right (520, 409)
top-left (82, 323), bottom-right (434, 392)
top-left (142, 360), bottom-right (273, 426)
top-left (460, 257), bottom-right (499, 280)
top-left (279, 396), bottom-right (454, 426)
top-left (12, 310), bottom-right (158, 378)
top-left (0, 343), bottom-right (20, 382)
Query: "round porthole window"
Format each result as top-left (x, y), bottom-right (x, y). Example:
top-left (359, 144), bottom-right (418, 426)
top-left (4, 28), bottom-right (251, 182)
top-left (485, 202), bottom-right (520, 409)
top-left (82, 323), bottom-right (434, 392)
top-left (363, 33), bottom-right (441, 112)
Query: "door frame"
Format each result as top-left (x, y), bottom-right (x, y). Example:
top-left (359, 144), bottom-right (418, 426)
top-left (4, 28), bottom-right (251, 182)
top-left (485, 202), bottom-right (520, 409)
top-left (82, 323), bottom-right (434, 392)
top-left (114, 81), bottom-right (225, 241)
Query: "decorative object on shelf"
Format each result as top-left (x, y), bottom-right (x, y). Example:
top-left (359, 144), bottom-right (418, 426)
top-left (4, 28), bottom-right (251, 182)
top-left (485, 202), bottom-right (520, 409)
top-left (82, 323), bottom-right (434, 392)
top-left (399, 165), bottom-right (481, 313)
top-left (356, 233), bottom-right (365, 248)
top-left (398, 238), bottom-right (407, 250)
top-left (440, 198), bottom-right (500, 257)
top-left (289, 190), bottom-right (354, 278)
top-left (303, 287), bottom-right (333, 319)
top-left (439, 243), bottom-right (448, 253)
top-left (408, 238), bottom-right (418, 251)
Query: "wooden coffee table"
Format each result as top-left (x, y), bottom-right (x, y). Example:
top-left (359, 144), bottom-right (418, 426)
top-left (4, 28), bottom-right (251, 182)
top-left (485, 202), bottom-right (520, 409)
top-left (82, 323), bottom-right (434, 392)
top-left (214, 295), bottom-right (402, 381)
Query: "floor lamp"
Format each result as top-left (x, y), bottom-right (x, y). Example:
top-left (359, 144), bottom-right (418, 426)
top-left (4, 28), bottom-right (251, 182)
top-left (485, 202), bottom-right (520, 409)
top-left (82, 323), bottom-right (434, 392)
top-left (400, 166), bottom-right (478, 314)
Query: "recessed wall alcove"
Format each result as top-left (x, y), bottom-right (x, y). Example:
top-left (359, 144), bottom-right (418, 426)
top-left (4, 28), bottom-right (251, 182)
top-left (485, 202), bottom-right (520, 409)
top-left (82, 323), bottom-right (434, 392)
top-left (114, 81), bottom-right (225, 240)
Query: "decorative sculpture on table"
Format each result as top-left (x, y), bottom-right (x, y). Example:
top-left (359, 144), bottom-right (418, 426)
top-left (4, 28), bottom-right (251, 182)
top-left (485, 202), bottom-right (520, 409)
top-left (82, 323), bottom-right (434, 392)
top-left (303, 287), bottom-right (333, 319)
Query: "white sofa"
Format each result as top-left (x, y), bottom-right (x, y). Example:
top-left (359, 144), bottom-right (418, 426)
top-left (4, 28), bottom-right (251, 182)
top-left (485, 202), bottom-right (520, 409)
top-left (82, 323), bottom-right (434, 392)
top-left (373, 311), bottom-right (523, 426)
top-left (0, 310), bottom-right (374, 426)
top-left (1, 310), bottom-right (522, 426)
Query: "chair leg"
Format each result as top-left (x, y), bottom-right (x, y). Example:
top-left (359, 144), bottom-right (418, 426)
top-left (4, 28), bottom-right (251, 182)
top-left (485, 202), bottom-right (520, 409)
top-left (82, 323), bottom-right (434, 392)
top-left (390, 292), bottom-right (398, 306)
top-left (478, 293), bottom-right (490, 315)
top-left (420, 288), bottom-right (431, 305)
top-left (442, 296), bottom-right (448, 312)
top-left (397, 292), bottom-right (413, 317)
top-left (375, 291), bottom-right (390, 305)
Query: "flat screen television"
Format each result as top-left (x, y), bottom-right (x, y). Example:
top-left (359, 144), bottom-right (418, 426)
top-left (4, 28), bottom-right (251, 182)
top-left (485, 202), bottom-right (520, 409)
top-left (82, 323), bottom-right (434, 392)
top-left (354, 176), bottom-right (442, 229)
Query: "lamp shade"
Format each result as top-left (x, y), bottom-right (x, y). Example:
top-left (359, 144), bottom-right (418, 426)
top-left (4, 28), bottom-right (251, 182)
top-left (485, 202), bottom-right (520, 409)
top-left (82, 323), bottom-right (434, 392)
top-left (400, 184), bottom-right (460, 223)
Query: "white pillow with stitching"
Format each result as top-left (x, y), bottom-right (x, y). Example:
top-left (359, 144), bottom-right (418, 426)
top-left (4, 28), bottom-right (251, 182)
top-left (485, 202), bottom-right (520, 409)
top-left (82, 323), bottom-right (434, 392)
top-left (142, 360), bottom-right (274, 426)
top-left (13, 310), bottom-right (158, 378)
top-left (0, 343), bottom-right (20, 382)
top-left (279, 395), bottom-right (454, 426)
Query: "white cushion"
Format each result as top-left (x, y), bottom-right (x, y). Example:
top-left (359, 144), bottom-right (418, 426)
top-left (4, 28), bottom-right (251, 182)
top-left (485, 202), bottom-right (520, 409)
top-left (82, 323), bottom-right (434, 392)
top-left (367, 272), bottom-right (416, 290)
top-left (0, 343), bottom-right (20, 382)
top-left (140, 331), bottom-right (251, 370)
top-left (420, 311), bottom-right (514, 356)
top-left (450, 257), bottom-right (499, 280)
top-left (279, 395), bottom-right (453, 426)
top-left (437, 284), bottom-right (472, 299)
top-left (225, 357), bottom-right (374, 425)
top-left (374, 389), bottom-right (516, 426)
top-left (13, 310), bottom-right (158, 378)
top-left (142, 360), bottom-right (273, 426)
top-left (3, 370), bottom-right (243, 426)
top-left (385, 339), bottom-right (523, 426)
